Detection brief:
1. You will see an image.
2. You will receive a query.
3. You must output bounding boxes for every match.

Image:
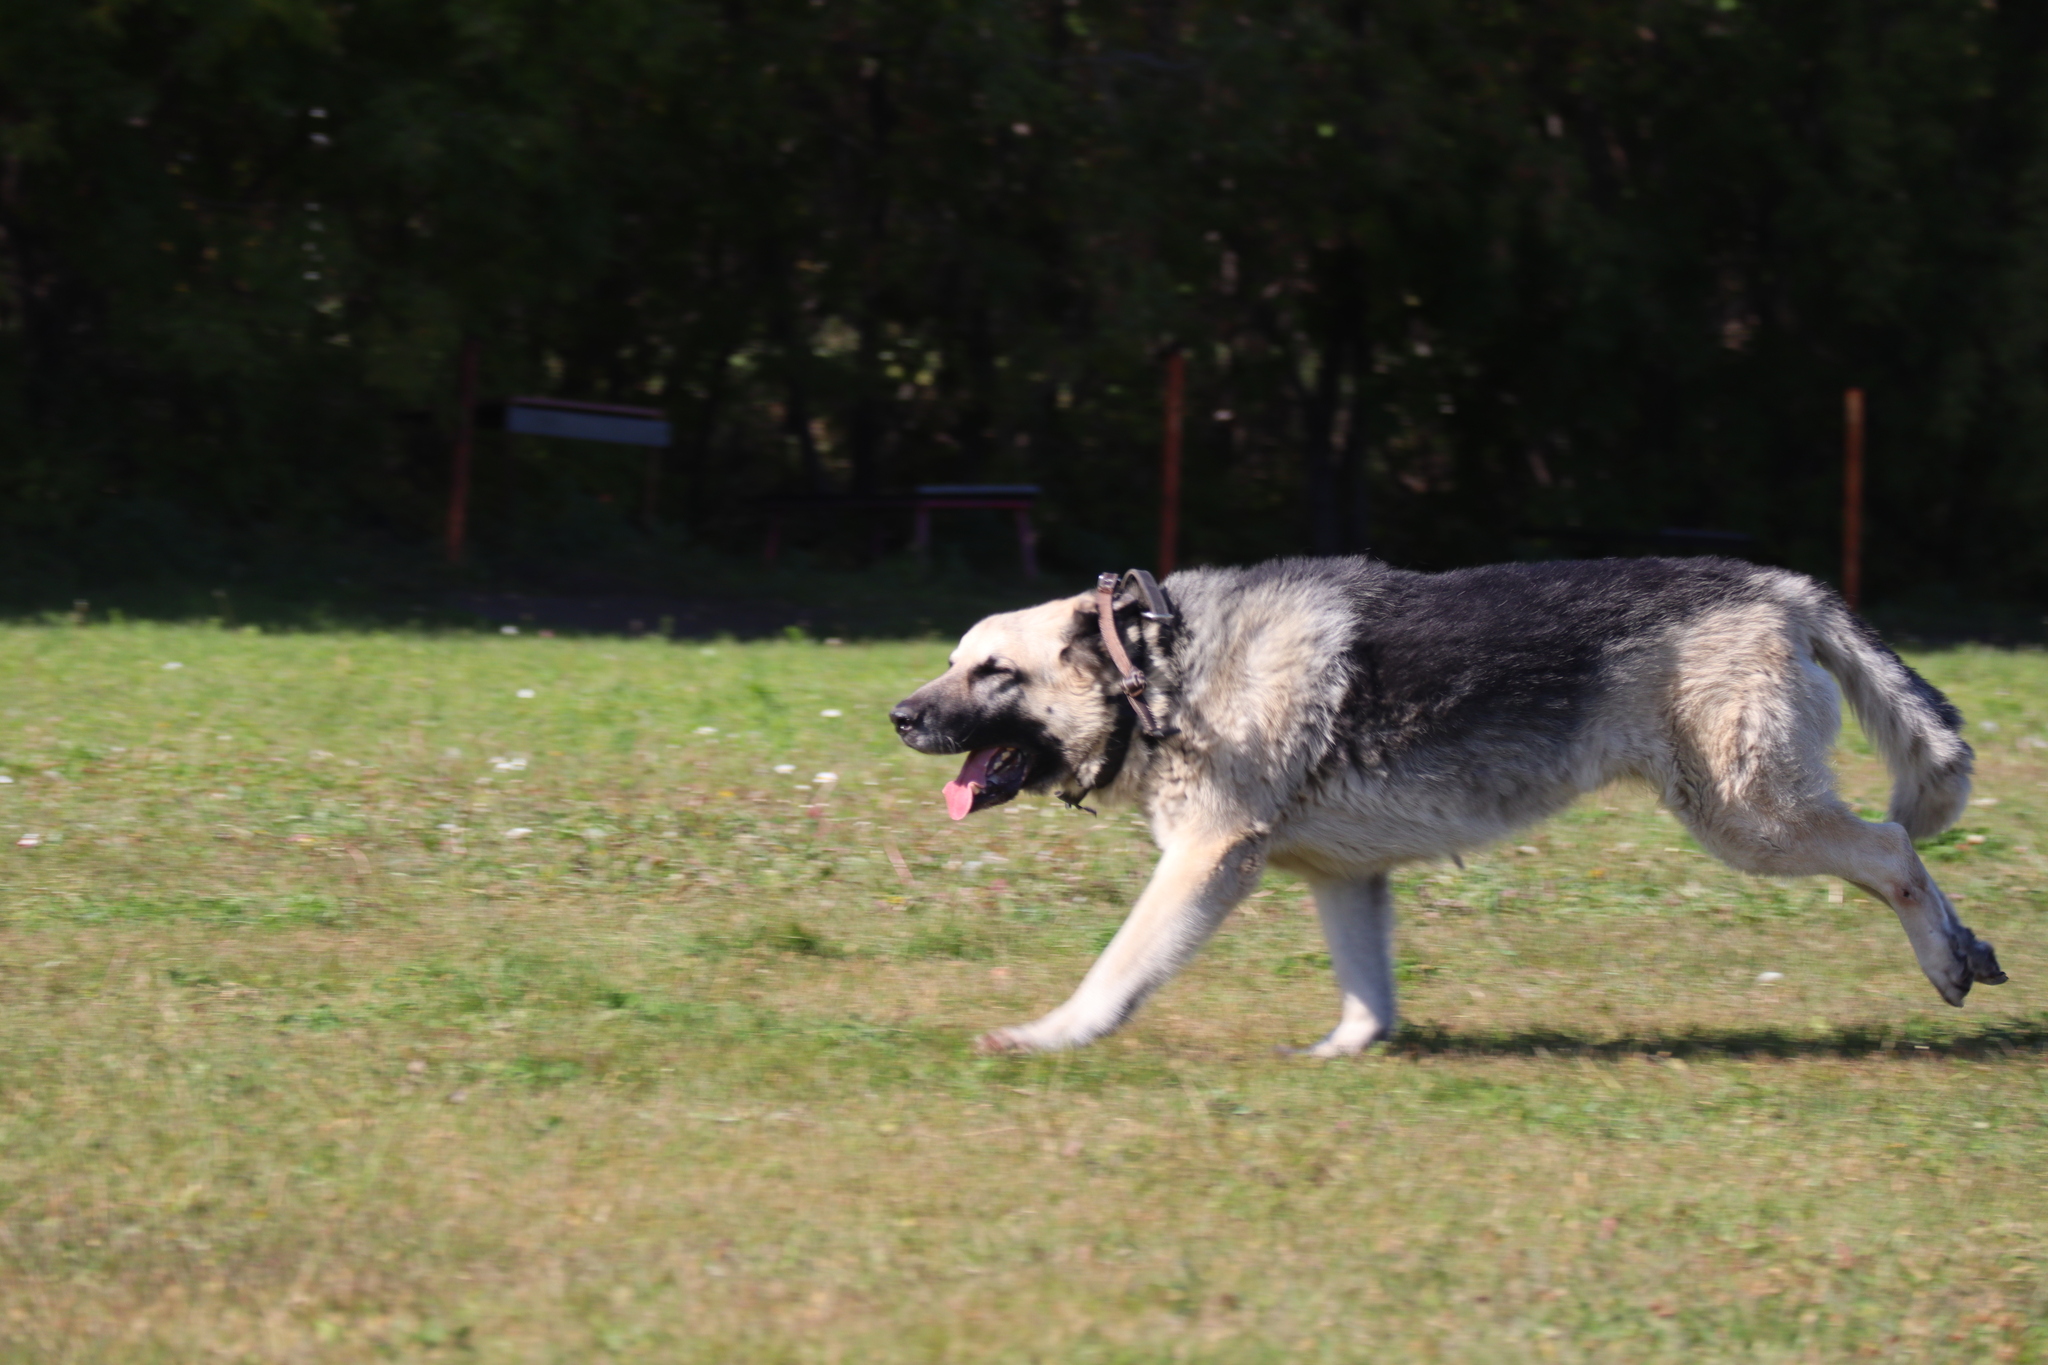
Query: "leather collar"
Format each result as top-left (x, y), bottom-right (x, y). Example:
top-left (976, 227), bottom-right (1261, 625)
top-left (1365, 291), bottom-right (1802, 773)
top-left (1094, 569), bottom-right (1176, 739)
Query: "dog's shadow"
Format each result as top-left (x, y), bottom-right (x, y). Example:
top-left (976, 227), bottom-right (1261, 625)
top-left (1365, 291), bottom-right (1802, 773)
top-left (1387, 1018), bottom-right (2048, 1060)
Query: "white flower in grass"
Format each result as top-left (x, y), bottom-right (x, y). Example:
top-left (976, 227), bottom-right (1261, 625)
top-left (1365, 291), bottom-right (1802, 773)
top-left (813, 772), bottom-right (838, 784)
top-left (694, 726), bottom-right (718, 736)
top-left (819, 709), bottom-right (843, 718)
top-left (15, 834), bottom-right (41, 848)
top-left (1756, 971), bottom-right (1784, 983)
top-left (501, 625), bottom-right (519, 635)
top-left (162, 661), bottom-right (184, 671)
top-left (490, 756), bottom-right (528, 773)
top-left (0, 775), bottom-right (12, 784)
top-left (504, 828), bottom-right (533, 839)
top-left (437, 823), bottom-right (462, 832)
top-left (773, 764), bottom-right (796, 774)
top-left (515, 688), bottom-right (536, 699)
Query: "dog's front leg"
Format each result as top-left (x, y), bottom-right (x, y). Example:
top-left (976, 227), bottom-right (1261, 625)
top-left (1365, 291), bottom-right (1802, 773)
top-left (1298, 872), bottom-right (1396, 1056)
top-left (976, 831), bottom-right (1264, 1053)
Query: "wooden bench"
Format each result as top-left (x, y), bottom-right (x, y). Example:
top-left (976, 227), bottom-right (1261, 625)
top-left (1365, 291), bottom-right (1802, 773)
top-left (449, 385), bottom-right (672, 561)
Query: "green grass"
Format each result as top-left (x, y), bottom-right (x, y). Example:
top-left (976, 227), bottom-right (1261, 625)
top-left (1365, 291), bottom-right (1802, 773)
top-left (4, 621), bottom-right (2048, 1361)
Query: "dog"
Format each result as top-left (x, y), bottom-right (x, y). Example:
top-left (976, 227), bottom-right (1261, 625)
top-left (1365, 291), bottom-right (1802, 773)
top-left (888, 556), bottom-right (2007, 1055)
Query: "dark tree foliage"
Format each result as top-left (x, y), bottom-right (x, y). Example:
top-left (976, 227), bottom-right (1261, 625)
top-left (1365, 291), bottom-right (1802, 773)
top-left (3, 0), bottom-right (2046, 596)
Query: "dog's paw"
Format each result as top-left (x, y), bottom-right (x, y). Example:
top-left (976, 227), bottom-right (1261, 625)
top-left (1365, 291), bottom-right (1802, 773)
top-left (1965, 934), bottom-right (2009, 986)
top-left (1930, 962), bottom-right (1972, 1007)
top-left (1933, 926), bottom-right (2010, 1004)
top-left (973, 1028), bottom-right (1038, 1055)
top-left (1933, 965), bottom-right (1966, 1010)
top-left (1280, 1032), bottom-right (1389, 1059)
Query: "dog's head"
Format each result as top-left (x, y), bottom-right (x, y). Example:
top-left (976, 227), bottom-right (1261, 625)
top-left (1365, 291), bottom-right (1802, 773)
top-left (889, 592), bottom-right (1141, 818)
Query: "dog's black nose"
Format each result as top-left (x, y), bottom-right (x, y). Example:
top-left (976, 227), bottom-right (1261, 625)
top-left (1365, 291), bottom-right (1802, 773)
top-left (889, 703), bottom-right (919, 734)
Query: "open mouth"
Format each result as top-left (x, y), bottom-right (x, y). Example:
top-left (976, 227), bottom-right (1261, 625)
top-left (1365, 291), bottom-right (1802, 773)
top-left (942, 745), bottom-right (1032, 820)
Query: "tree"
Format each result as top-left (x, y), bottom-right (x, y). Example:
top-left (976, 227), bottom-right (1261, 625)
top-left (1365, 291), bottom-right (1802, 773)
top-left (4, 0), bottom-right (2047, 602)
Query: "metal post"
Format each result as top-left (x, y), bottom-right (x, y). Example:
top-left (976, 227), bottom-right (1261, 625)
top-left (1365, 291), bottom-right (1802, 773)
top-left (1843, 387), bottom-right (1865, 610)
top-left (446, 340), bottom-right (479, 564)
top-left (1159, 350), bottom-right (1185, 576)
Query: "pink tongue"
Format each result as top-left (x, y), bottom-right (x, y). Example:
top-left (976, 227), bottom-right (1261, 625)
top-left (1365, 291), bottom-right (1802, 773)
top-left (943, 748), bottom-right (999, 821)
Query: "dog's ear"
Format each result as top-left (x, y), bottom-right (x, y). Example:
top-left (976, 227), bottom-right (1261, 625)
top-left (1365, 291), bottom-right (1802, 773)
top-left (1058, 596), bottom-right (1118, 681)
top-left (1060, 594), bottom-right (1095, 640)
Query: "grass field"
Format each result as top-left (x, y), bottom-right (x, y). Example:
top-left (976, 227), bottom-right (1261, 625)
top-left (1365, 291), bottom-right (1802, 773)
top-left (3, 619), bottom-right (2047, 1363)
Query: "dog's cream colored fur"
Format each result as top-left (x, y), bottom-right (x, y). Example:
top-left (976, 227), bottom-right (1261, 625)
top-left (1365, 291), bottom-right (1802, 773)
top-left (898, 561), bottom-right (1997, 1054)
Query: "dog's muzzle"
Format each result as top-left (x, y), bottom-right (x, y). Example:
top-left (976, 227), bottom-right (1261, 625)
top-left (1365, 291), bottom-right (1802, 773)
top-left (888, 701), bottom-right (950, 755)
top-left (889, 698), bottom-right (1036, 818)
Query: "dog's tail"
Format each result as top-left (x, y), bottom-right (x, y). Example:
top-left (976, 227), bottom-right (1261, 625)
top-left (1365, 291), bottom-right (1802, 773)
top-left (1806, 596), bottom-right (1972, 839)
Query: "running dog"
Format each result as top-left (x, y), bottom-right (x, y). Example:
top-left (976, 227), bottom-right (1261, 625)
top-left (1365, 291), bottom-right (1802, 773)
top-left (887, 557), bottom-right (2007, 1054)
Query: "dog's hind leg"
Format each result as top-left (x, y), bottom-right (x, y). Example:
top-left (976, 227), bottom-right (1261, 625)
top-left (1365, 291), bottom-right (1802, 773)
top-left (1296, 873), bottom-right (1397, 1057)
top-left (1689, 801), bottom-right (2005, 1006)
top-left (976, 831), bottom-right (1264, 1054)
top-left (1663, 605), bottom-right (2005, 1005)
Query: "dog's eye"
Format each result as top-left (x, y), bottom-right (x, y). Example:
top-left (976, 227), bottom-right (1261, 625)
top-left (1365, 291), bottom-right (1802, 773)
top-left (970, 660), bottom-right (1020, 685)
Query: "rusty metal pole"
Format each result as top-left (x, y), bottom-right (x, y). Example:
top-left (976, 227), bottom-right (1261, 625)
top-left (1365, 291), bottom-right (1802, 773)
top-left (1159, 350), bottom-right (1185, 576)
top-left (446, 340), bottom-right (479, 564)
top-left (1843, 386), bottom-right (1865, 610)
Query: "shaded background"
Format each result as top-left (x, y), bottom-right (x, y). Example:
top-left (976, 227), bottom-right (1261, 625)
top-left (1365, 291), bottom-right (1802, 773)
top-left (5, 0), bottom-right (2048, 624)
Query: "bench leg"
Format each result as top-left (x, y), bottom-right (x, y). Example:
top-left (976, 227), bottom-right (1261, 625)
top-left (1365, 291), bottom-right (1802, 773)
top-left (1015, 509), bottom-right (1040, 579)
